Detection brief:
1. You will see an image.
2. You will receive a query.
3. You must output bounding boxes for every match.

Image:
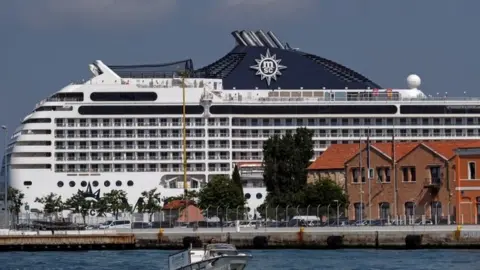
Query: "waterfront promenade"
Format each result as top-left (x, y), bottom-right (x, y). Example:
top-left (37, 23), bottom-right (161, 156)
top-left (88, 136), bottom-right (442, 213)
top-left (2, 225), bottom-right (480, 251)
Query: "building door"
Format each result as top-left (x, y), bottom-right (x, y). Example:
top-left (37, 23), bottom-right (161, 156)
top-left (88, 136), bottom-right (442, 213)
top-left (354, 203), bottom-right (364, 221)
top-left (431, 201), bottom-right (442, 224)
top-left (405, 202), bottom-right (416, 225)
top-left (379, 202), bottom-right (390, 222)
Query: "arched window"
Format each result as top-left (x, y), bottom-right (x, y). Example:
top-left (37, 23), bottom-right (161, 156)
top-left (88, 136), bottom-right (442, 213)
top-left (354, 202), bottom-right (364, 221)
top-left (405, 201), bottom-right (416, 225)
top-left (379, 202), bottom-right (390, 221)
top-left (431, 201), bottom-right (442, 224)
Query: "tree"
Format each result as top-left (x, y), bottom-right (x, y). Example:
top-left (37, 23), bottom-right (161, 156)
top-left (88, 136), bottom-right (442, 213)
top-left (138, 188), bottom-right (162, 221)
top-left (198, 175), bottom-right (246, 221)
top-left (65, 190), bottom-right (92, 224)
top-left (263, 128), bottom-right (314, 199)
top-left (7, 187), bottom-right (24, 224)
top-left (101, 190), bottom-right (130, 220)
top-left (35, 193), bottom-right (64, 218)
top-left (232, 165), bottom-right (244, 197)
top-left (303, 178), bottom-right (348, 208)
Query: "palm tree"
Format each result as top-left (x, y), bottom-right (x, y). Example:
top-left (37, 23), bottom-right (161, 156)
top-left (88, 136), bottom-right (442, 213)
top-left (139, 188), bottom-right (162, 222)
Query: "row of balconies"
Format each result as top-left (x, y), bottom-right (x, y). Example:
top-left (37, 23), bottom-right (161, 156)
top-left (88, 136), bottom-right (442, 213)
top-left (54, 166), bottom-right (231, 173)
top-left (232, 117), bottom-right (480, 127)
top-left (55, 118), bottom-right (229, 128)
top-left (54, 132), bottom-right (229, 138)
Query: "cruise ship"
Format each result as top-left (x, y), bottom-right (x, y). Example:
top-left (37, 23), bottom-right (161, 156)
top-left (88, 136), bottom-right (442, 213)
top-left (3, 29), bottom-right (479, 217)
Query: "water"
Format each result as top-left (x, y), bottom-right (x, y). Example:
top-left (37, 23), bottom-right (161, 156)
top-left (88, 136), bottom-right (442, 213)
top-left (0, 249), bottom-right (478, 269)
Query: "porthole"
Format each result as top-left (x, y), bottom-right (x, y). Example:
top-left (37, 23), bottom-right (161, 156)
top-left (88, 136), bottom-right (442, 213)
top-left (245, 193), bottom-right (251, 199)
top-left (81, 181), bottom-right (87, 187)
top-left (256, 193), bottom-right (263, 199)
top-left (104, 181), bottom-right (110, 187)
top-left (127, 180), bottom-right (134, 186)
top-left (69, 181), bottom-right (75, 187)
top-left (92, 181), bottom-right (99, 187)
top-left (116, 180), bottom-right (122, 187)
top-left (57, 181), bottom-right (64, 188)
top-left (23, 181), bottom-right (32, 186)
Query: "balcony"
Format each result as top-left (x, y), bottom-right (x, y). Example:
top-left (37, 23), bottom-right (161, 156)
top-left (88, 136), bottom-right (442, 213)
top-left (423, 177), bottom-right (442, 189)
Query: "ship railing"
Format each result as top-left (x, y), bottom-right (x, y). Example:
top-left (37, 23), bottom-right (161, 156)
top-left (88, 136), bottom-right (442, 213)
top-left (221, 96), bottom-right (480, 103)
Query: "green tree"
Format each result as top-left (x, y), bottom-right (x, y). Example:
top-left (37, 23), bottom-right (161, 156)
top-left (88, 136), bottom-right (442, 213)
top-left (7, 187), bottom-right (24, 225)
top-left (101, 190), bottom-right (131, 220)
top-left (303, 178), bottom-right (348, 208)
top-left (65, 190), bottom-right (92, 224)
top-left (232, 165), bottom-right (244, 197)
top-left (138, 188), bottom-right (162, 221)
top-left (35, 193), bottom-right (64, 218)
top-left (198, 175), bottom-right (246, 221)
top-left (263, 128), bottom-right (314, 198)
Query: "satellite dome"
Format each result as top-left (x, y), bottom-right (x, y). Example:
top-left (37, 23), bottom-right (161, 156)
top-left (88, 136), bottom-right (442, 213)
top-left (407, 74), bottom-right (421, 89)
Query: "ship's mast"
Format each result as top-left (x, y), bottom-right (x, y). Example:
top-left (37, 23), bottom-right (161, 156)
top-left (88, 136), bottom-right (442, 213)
top-left (181, 72), bottom-right (188, 224)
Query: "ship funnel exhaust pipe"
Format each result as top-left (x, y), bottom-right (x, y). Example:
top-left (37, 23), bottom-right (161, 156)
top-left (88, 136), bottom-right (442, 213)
top-left (240, 30), bottom-right (256, 46)
top-left (256, 30), bottom-right (276, 48)
top-left (231, 31), bottom-right (247, 46)
top-left (267, 31), bottom-right (285, 49)
top-left (249, 31), bottom-right (264, 47)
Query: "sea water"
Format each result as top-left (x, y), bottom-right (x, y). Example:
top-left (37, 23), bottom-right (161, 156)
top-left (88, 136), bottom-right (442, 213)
top-left (0, 249), bottom-right (477, 269)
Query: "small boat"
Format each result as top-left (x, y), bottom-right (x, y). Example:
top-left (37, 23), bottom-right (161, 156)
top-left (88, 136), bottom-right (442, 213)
top-left (168, 243), bottom-right (252, 270)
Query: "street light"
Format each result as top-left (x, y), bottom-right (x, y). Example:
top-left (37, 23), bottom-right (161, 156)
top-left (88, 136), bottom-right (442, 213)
top-left (1, 125), bottom-right (8, 229)
top-left (333, 200), bottom-right (339, 226)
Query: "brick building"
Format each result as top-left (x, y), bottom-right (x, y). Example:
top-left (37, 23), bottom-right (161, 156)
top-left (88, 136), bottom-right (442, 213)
top-left (308, 140), bottom-right (480, 224)
top-left (454, 147), bottom-right (480, 224)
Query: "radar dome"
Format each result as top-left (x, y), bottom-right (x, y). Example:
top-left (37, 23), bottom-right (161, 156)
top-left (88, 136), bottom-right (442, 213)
top-left (407, 74), bottom-right (421, 89)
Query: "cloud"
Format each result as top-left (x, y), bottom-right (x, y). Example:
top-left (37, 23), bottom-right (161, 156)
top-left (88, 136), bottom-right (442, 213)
top-left (11, 0), bottom-right (177, 28)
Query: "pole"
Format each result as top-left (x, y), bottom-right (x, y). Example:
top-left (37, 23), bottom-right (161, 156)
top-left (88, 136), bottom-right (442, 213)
top-left (2, 126), bottom-right (8, 229)
top-left (367, 130), bottom-right (371, 224)
top-left (392, 122), bottom-right (397, 223)
top-left (181, 74), bottom-right (188, 224)
top-left (335, 200), bottom-right (339, 226)
top-left (358, 138), bottom-right (363, 223)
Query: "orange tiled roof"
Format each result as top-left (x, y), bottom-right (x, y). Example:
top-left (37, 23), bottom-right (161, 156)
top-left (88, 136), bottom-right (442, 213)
top-left (163, 199), bottom-right (196, 210)
top-left (308, 140), bottom-right (480, 170)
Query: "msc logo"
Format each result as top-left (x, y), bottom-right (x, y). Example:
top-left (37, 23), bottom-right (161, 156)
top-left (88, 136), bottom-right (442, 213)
top-left (250, 49), bottom-right (287, 87)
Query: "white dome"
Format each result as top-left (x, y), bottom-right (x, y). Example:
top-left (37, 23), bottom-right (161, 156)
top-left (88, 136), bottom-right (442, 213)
top-left (407, 74), bottom-right (421, 89)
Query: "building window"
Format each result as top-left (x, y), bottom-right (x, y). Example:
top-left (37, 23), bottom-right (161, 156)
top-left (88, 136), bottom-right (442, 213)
top-left (402, 167), bottom-right (409, 182)
top-left (376, 167), bottom-right (383, 182)
top-left (476, 197), bottom-right (480, 224)
top-left (352, 168), bottom-right (359, 183)
top-left (361, 168), bottom-right (366, 183)
top-left (354, 202), bottom-right (364, 221)
top-left (469, 162), bottom-right (476, 180)
top-left (431, 201), bottom-right (442, 224)
top-left (385, 168), bottom-right (391, 182)
top-left (410, 167), bottom-right (416, 182)
top-left (430, 166), bottom-right (441, 184)
top-left (405, 201), bottom-right (415, 225)
top-left (379, 202), bottom-right (390, 220)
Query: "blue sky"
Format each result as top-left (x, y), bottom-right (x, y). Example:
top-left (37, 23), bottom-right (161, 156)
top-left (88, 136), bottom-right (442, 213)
top-left (1, 0), bottom-right (479, 139)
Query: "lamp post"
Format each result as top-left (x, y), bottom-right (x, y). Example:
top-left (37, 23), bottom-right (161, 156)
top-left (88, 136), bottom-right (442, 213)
top-left (333, 200), bottom-right (339, 226)
top-left (1, 125), bottom-right (8, 229)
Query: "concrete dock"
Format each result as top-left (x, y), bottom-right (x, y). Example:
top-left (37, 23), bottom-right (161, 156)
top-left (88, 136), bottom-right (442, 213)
top-left (2, 226), bottom-right (480, 251)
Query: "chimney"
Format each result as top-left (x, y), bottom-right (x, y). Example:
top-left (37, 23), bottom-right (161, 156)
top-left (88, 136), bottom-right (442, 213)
top-left (256, 30), bottom-right (276, 48)
top-left (231, 31), bottom-right (247, 46)
top-left (267, 31), bottom-right (285, 49)
top-left (249, 31), bottom-right (264, 46)
top-left (240, 30), bottom-right (256, 46)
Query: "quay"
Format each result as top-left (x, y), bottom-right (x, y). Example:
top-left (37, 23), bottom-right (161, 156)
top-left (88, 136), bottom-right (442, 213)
top-left (0, 230), bottom-right (136, 251)
top-left (3, 226), bottom-right (480, 251)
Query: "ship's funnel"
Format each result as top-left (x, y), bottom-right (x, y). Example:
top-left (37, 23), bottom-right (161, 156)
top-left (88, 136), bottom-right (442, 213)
top-left (256, 30), bottom-right (276, 48)
top-left (267, 31), bottom-right (285, 49)
top-left (231, 31), bottom-right (247, 46)
top-left (240, 30), bottom-right (256, 46)
top-left (249, 31), bottom-right (264, 47)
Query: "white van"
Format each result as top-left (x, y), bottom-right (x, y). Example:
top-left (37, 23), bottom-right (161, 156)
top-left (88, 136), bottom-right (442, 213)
top-left (99, 220), bottom-right (131, 229)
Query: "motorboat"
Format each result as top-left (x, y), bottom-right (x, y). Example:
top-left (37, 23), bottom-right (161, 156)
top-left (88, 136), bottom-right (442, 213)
top-left (168, 243), bottom-right (252, 270)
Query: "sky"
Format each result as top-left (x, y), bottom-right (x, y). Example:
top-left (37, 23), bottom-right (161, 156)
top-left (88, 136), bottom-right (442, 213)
top-left (1, 0), bottom-right (479, 140)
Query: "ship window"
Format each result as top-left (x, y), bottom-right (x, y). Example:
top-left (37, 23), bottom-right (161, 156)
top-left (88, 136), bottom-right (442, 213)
top-left (104, 181), bottom-right (110, 187)
top-left (127, 180), bottom-right (134, 186)
top-left (23, 181), bottom-right (32, 186)
top-left (22, 118), bottom-right (52, 124)
top-left (57, 181), bottom-right (64, 187)
top-left (400, 105), bottom-right (480, 114)
top-left (90, 92), bottom-right (158, 102)
top-left (92, 181), bottom-right (99, 187)
top-left (69, 181), bottom-right (75, 187)
top-left (256, 193), bottom-right (262, 199)
top-left (78, 105), bottom-right (204, 115)
top-left (116, 180), bottom-right (122, 187)
top-left (245, 193), bottom-right (251, 199)
top-left (81, 181), bottom-right (87, 187)
top-left (209, 105), bottom-right (397, 115)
